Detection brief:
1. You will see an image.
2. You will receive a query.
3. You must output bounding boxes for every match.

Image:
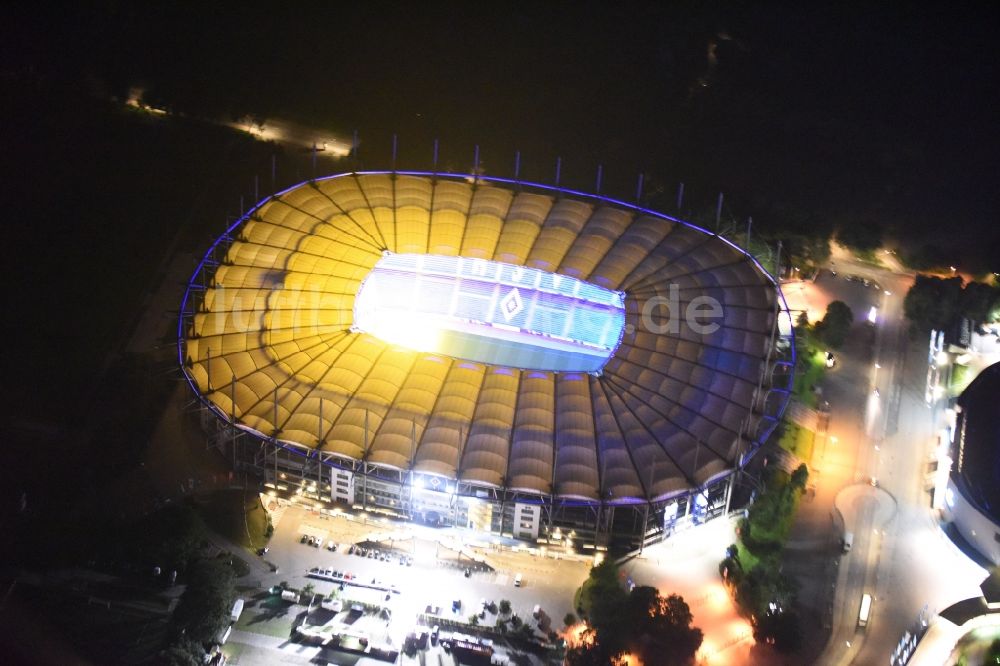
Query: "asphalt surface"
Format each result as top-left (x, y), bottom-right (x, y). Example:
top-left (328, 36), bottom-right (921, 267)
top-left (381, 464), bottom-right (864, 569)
top-left (787, 251), bottom-right (988, 666)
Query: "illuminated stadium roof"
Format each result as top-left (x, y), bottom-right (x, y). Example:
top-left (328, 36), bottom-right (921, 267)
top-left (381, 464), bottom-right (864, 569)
top-left (180, 172), bottom-right (793, 503)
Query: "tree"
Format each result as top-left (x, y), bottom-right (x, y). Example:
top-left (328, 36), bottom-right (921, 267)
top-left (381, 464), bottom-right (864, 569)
top-left (814, 300), bottom-right (854, 348)
top-left (836, 219), bottom-right (882, 254)
top-left (960, 281), bottom-right (999, 324)
top-left (720, 544), bottom-right (744, 585)
top-left (564, 612), bottom-right (577, 627)
top-left (784, 233), bottom-right (831, 273)
top-left (576, 558), bottom-right (627, 620)
top-left (790, 464), bottom-right (809, 492)
top-left (469, 614), bottom-right (479, 626)
top-left (627, 588), bottom-right (703, 666)
top-left (754, 608), bottom-right (803, 653)
top-left (573, 564), bottom-right (703, 666)
top-left (301, 583), bottom-right (315, 599)
top-left (904, 275), bottom-right (963, 332)
top-left (985, 638), bottom-right (1000, 663)
top-left (498, 599), bottom-right (512, 616)
top-left (158, 638), bottom-right (203, 666)
top-left (122, 504), bottom-right (207, 573)
top-left (171, 558), bottom-right (236, 643)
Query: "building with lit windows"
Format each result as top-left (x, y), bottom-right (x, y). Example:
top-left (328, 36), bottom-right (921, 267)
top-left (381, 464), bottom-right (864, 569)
top-left (178, 171), bottom-right (794, 549)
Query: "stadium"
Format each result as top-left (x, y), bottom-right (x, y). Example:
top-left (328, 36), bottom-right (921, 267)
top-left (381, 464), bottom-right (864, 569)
top-left (178, 171), bottom-right (795, 549)
top-left (944, 360), bottom-right (1000, 565)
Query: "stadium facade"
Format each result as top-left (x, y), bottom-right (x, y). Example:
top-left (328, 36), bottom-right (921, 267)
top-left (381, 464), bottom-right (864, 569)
top-left (178, 171), bottom-right (795, 549)
top-left (944, 360), bottom-right (1000, 565)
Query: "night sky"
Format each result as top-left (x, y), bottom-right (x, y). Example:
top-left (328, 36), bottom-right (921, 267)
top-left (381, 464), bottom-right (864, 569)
top-left (5, 3), bottom-right (999, 252)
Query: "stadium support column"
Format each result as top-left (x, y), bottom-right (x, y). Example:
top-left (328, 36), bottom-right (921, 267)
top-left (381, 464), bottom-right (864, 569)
top-left (317, 398), bottom-right (324, 495)
top-left (639, 459), bottom-right (655, 555)
top-left (408, 420), bottom-right (417, 518)
top-left (723, 463), bottom-right (736, 516)
top-left (230, 377), bottom-right (237, 467)
top-left (362, 409), bottom-right (369, 512)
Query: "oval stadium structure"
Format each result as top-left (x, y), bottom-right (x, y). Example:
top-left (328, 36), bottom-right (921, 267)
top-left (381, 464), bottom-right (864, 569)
top-left (178, 171), bottom-right (794, 547)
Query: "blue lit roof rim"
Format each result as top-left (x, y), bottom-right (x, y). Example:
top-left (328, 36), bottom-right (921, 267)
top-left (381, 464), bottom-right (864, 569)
top-left (176, 171), bottom-right (796, 503)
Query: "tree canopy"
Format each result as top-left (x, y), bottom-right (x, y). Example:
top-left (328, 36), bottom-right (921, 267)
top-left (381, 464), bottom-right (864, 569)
top-left (570, 562), bottom-right (703, 665)
top-left (171, 558), bottom-right (236, 644)
top-left (903, 275), bottom-right (999, 332)
top-left (814, 300), bottom-right (854, 349)
top-left (723, 465), bottom-right (808, 653)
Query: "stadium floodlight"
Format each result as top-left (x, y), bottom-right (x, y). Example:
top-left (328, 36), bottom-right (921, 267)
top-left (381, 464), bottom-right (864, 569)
top-left (353, 253), bottom-right (626, 373)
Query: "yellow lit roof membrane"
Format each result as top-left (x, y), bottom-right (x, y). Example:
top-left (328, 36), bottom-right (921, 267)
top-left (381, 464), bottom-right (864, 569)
top-left (182, 173), bottom-right (784, 502)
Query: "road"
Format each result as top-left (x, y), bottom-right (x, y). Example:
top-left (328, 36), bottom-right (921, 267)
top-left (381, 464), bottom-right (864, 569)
top-left (784, 248), bottom-right (988, 665)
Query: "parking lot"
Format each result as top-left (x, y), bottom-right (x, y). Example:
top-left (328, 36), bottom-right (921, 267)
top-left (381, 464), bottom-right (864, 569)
top-left (226, 498), bottom-right (593, 663)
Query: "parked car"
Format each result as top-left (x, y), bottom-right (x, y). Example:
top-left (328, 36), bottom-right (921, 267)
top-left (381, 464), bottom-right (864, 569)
top-left (327, 540), bottom-right (337, 551)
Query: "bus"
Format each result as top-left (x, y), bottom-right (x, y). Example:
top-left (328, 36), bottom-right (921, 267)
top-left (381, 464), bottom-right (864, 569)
top-left (858, 593), bottom-right (873, 628)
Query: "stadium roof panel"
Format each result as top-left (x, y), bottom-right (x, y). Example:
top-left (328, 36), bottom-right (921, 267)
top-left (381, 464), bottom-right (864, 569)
top-left (181, 172), bottom-right (792, 503)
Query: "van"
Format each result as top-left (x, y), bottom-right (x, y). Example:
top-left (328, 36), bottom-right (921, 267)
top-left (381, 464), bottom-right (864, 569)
top-left (858, 593), bottom-right (872, 628)
top-left (514, 573), bottom-right (523, 587)
top-left (842, 532), bottom-right (853, 553)
top-left (230, 598), bottom-right (245, 623)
